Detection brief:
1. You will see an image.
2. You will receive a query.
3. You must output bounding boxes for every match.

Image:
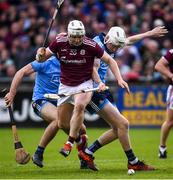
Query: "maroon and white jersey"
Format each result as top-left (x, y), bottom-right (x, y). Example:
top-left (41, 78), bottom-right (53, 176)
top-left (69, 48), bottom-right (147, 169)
top-left (164, 49), bottom-right (173, 73)
top-left (48, 35), bottom-right (104, 86)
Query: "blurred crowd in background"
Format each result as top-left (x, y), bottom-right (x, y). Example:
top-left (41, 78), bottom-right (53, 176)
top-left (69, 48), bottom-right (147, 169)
top-left (0, 0), bottom-right (173, 82)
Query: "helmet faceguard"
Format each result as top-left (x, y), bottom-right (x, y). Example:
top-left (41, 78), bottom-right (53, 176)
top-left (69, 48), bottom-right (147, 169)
top-left (104, 26), bottom-right (126, 47)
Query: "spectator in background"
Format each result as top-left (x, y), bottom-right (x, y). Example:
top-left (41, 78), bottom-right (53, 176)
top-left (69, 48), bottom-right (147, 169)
top-left (0, 0), bottom-right (172, 78)
top-left (141, 39), bottom-right (162, 80)
top-left (5, 21), bottom-right (24, 48)
top-left (125, 60), bottom-right (143, 82)
top-left (0, 40), bottom-right (6, 53)
top-left (0, 49), bottom-right (16, 77)
top-left (14, 35), bottom-right (36, 69)
top-left (161, 39), bottom-right (173, 56)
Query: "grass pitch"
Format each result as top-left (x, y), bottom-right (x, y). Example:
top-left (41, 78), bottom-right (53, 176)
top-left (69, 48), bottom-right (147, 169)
top-left (0, 128), bottom-right (173, 179)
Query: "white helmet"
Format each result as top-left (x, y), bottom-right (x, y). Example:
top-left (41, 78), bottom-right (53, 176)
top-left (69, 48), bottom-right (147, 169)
top-left (104, 26), bottom-right (126, 47)
top-left (68, 20), bottom-right (85, 36)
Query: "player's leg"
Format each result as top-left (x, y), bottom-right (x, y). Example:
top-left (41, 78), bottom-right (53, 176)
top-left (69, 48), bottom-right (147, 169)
top-left (99, 103), bottom-right (131, 150)
top-left (159, 109), bottom-right (173, 158)
top-left (86, 129), bottom-right (118, 155)
top-left (159, 85), bottom-right (173, 159)
top-left (58, 103), bottom-right (73, 133)
top-left (60, 92), bottom-right (92, 157)
top-left (79, 93), bottom-right (117, 170)
top-left (99, 104), bottom-right (155, 170)
top-left (81, 101), bottom-right (155, 171)
top-left (58, 80), bottom-right (93, 157)
top-left (57, 102), bottom-right (88, 168)
top-left (57, 102), bottom-right (87, 139)
top-left (32, 100), bottom-right (58, 167)
top-left (80, 102), bottom-right (129, 169)
top-left (58, 103), bottom-right (88, 150)
top-left (70, 92), bottom-right (92, 138)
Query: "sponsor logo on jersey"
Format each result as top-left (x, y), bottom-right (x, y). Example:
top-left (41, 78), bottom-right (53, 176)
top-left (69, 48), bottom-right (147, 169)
top-left (61, 49), bottom-right (67, 52)
top-left (61, 58), bottom-right (86, 64)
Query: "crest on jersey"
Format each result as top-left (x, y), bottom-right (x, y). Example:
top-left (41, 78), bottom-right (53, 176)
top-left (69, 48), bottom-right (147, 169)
top-left (80, 49), bottom-right (85, 55)
top-left (70, 49), bottom-right (77, 55)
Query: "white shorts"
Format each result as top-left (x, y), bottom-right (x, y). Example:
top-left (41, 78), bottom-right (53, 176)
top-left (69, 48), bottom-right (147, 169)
top-left (57, 79), bottom-right (93, 106)
top-left (166, 85), bottom-right (173, 109)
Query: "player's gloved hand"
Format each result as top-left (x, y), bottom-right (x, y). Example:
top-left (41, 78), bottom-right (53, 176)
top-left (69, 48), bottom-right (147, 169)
top-left (97, 82), bottom-right (107, 92)
top-left (36, 47), bottom-right (46, 62)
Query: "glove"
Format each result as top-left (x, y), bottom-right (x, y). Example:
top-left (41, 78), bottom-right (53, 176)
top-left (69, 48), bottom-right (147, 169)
top-left (36, 47), bottom-right (46, 62)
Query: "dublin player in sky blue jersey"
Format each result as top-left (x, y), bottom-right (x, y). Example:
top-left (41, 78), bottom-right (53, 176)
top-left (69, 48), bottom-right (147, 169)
top-left (4, 55), bottom-right (88, 168)
top-left (79, 26), bottom-right (167, 171)
top-left (5, 56), bottom-right (61, 167)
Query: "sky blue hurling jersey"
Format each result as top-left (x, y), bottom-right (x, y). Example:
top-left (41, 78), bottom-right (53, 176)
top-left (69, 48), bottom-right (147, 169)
top-left (93, 33), bottom-right (116, 83)
top-left (31, 56), bottom-right (60, 101)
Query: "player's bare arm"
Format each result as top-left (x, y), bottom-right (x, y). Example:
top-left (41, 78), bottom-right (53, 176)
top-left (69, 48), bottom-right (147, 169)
top-left (155, 57), bottom-right (173, 81)
top-left (92, 67), bottom-right (106, 92)
top-left (101, 51), bottom-right (130, 93)
top-left (126, 26), bottom-right (168, 45)
top-left (5, 64), bottom-right (35, 106)
top-left (92, 59), bottom-right (106, 92)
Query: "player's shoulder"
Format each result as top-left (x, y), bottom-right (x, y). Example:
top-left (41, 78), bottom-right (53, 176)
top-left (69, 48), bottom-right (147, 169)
top-left (83, 36), bottom-right (97, 47)
top-left (164, 49), bottom-right (173, 62)
top-left (167, 49), bottom-right (173, 55)
top-left (165, 49), bottom-right (173, 58)
top-left (55, 33), bottom-right (68, 43)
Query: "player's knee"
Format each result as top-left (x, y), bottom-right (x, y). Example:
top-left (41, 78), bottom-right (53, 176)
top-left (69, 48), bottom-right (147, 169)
top-left (166, 119), bottom-right (173, 127)
top-left (53, 120), bottom-right (59, 129)
top-left (112, 127), bottom-right (118, 134)
top-left (120, 118), bottom-right (129, 130)
top-left (58, 120), bottom-right (67, 129)
top-left (52, 122), bottom-right (59, 131)
top-left (74, 104), bottom-right (85, 113)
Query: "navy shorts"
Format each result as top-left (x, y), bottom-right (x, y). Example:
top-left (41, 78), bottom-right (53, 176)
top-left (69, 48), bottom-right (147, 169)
top-left (86, 89), bottom-right (114, 114)
top-left (32, 99), bottom-right (57, 117)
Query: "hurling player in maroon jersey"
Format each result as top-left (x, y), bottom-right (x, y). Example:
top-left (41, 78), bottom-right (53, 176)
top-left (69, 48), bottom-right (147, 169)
top-left (155, 49), bottom-right (173, 159)
top-left (36, 20), bottom-right (130, 159)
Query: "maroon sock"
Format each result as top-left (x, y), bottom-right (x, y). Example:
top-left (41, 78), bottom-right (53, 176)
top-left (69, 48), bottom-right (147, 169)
top-left (75, 135), bottom-right (81, 143)
top-left (68, 136), bottom-right (76, 144)
top-left (79, 128), bottom-right (86, 136)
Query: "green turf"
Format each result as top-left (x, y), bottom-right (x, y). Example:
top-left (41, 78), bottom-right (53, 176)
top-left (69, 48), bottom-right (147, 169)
top-left (0, 128), bottom-right (173, 179)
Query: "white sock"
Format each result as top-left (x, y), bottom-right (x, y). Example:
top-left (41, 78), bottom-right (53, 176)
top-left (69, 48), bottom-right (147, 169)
top-left (67, 141), bottom-right (73, 147)
top-left (129, 157), bottom-right (138, 165)
top-left (85, 148), bottom-right (93, 155)
top-left (159, 146), bottom-right (167, 153)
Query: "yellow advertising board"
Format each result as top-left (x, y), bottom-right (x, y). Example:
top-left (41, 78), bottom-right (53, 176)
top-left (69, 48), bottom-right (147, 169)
top-left (117, 85), bottom-right (167, 126)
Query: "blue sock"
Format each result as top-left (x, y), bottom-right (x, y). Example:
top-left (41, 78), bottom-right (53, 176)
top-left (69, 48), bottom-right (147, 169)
top-left (88, 140), bottom-right (102, 153)
top-left (35, 146), bottom-right (45, 156)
